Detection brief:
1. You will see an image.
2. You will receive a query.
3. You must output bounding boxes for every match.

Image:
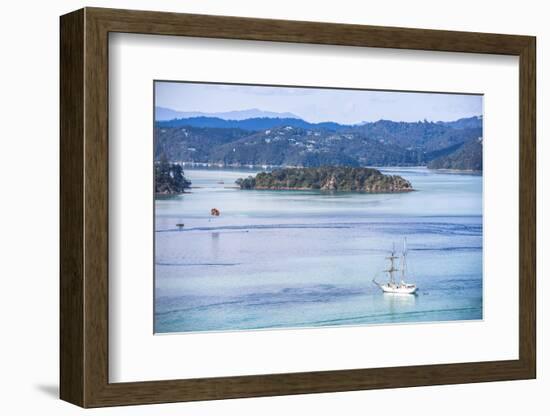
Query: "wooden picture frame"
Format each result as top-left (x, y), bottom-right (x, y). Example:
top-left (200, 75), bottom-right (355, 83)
top-left (60, 7), bottom-right (536, 408)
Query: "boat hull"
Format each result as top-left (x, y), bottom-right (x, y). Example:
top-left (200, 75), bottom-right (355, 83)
top-left (379, 284), bottom-right (417, 295)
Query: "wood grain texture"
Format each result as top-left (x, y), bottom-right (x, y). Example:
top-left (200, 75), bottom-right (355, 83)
top-left (83, 10), bottom-right (110, 406)
top-left (59, 8), bottom-right (84, 407)
top-left (88, 7), bottom-right (533, 54)
top-left (59, 7), bottom-right (537, 408)
top-left (518, 38), bottom-right (536, 376)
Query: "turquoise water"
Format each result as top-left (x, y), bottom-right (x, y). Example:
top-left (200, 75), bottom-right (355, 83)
top-left (155, 167), bottom-right (482, 333)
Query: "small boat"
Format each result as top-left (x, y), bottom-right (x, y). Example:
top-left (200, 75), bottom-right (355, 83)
top-left (373, 239), bottom-right (417, 295)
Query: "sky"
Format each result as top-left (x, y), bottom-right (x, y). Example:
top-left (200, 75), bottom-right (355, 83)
top-left (155, 81), bottom-right (483, 124)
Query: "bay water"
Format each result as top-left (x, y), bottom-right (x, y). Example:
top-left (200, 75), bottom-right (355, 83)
top-left (155, 167), bottom-right (482, 333)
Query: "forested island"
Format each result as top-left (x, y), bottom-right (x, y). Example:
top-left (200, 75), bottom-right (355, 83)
top-left (236, 166), bottom-right (413, 192)
top-left (154, 156), bottom-right (192, 195)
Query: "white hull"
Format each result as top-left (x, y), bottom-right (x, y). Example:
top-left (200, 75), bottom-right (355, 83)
top-left (379, 283), bottom-right (417, 295)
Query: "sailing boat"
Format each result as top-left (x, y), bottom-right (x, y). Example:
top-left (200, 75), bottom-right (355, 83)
top-left (373, 239), bottom-right (417, 295)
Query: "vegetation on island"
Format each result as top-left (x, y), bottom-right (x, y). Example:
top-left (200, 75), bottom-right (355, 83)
top-left (236, 166), bottom-right (413, 193)
top-left (154, 155), bottom-right (192, 194)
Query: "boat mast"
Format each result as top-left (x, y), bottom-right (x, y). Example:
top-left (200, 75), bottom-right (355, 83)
top-left (386, 243), bottom-right (399, 284)
top-left (401, 238), bottom-right (407, 281)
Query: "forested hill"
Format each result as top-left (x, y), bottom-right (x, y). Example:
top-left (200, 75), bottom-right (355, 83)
top-left (155, 115), bottom-right (483, 170)
top-left (427, 137), bottom-right (483, 171)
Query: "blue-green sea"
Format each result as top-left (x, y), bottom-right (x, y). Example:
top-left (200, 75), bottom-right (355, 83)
top-left (154, 167), bottom-right (482, 333)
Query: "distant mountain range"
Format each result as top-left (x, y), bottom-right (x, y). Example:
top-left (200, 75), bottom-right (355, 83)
top-left (154, 113), bottom-right (483, 171)
top-left (155, 107), bottom-right (299, 121)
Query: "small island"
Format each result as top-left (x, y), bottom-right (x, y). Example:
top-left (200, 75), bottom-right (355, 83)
top-left (154, 156), bottom-right (192, 195)
top-left (236, 166), bottom-right (413, 192)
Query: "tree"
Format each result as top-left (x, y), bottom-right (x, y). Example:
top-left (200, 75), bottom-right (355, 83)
top-left (155, 154), bottom-right (192, 194)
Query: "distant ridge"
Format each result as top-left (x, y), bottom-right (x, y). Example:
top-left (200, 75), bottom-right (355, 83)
top-left (437, 115), bottom-right (483, 130)
top-left (157, 116), bottom-right (346, 131)
top-left (157, 111), bottom-right (482, 132)
top-left (155, 107), bottom-right (299, 121)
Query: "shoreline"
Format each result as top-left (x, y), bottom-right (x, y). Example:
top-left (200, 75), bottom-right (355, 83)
top-left (177, 162), bottom-right (481, 175)
top-left (429, 168), bottom-right (482, 174)
top-left (155, 191), bottom-right (191, 197)
top-left (246, 186), bottom-right (415, 193)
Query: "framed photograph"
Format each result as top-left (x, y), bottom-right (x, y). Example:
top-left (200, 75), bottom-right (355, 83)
top-left (60, 7), bottom-right (536, 408)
